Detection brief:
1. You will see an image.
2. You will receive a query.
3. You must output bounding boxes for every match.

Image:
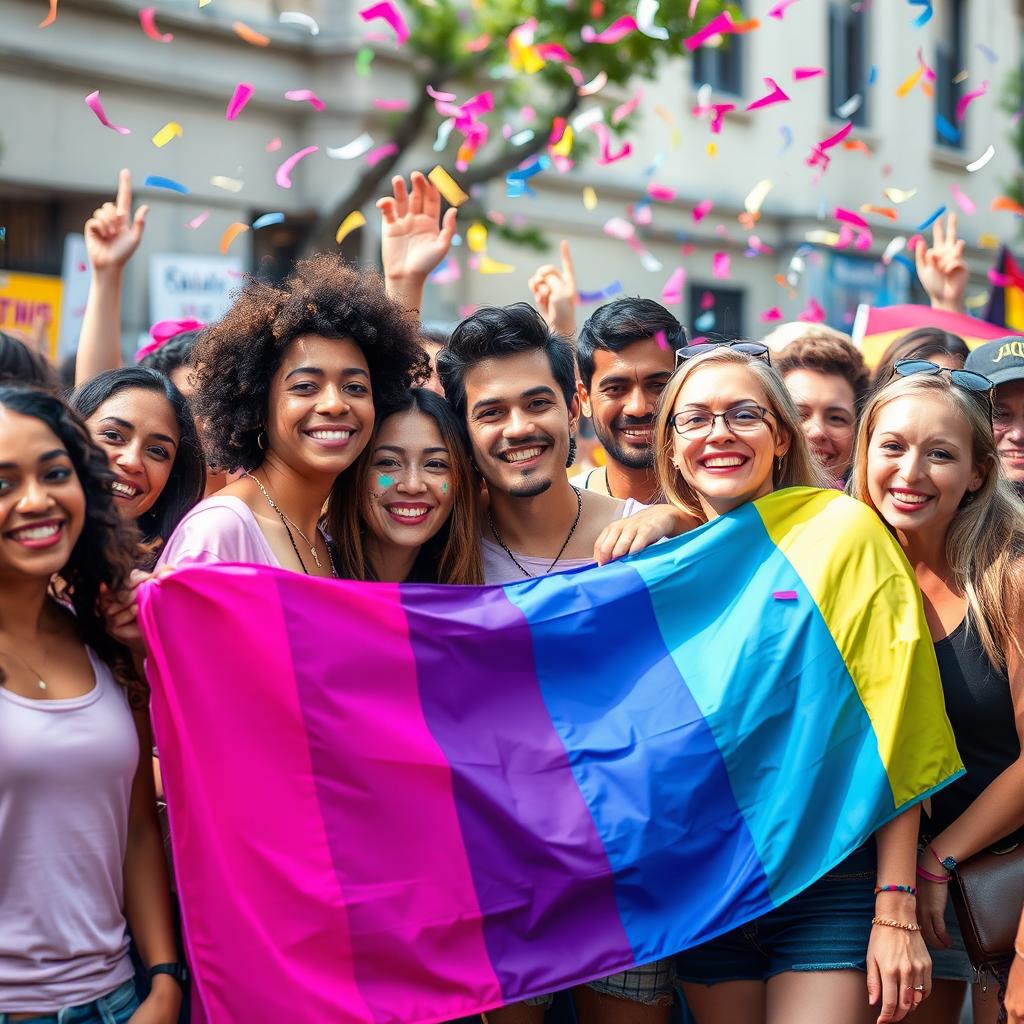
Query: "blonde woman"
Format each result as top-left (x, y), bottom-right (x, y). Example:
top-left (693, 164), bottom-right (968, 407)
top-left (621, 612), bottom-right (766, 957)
top-left (849, 363), bottom-right (1024, 1024)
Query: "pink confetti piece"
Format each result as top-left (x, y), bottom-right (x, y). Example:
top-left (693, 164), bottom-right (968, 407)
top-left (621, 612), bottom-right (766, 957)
top-left (692, 200), bottom-right (713, 222)
top-left (683, 11), bottom-right (735, 52)
top-left (760, 307), bottom-right (783, 322)
top-left (632, 204), bottom-right (653, 227)
top-left (807, 121), bottom-right (852, 170)
top-left (426, 84), bottom-right (457, 102)
top-left (612, 90), bottom-right (643, 125)
top-left (465, 32), bottom-right (491, 52)
top-left (699, 290), bottom-right (715, 311)
top-left (186, 211), bottom-right (210, 230)
top-left (139, 7), bottom-right (173, 42)
top-left (358, 1), bottom-right (408, 45)
top-left (365, 142), bottom-right (398, 167)
top-left (712, 252), bottom-right (730, 279)
top-left (835, 207), bottom-right (868, 228)
top-left (688, 0), bottom-right (699, 15)
top-left (661, 267), bottom-right (686, 304)
top-left (773, 590), bottom-right (798, 601)
top-left (581, 15), bottom-right (638, 43)
top-left (84, 90), bottom-right (131, 135)
top-left (274, 144), bottom-right (318, 188)
top-left (537, 43), bottom-right (573, 61)
top-left (793, 66), bottom-right (825, 80)
top-left (647, 183), bottom-right (676, 202)
top-left (285, 89), bottom-right (326, 111)
top-left (590, 123), bottom-right (632, 165)
top-left (989, 268), bottom-right (1014, 287)
top-left (956, 80), bottom-right (988, 122)
top-left (654, 329), bottom-right (669, 349)
top-left (266, 137), bottom-right (282, 152)
top-left (373, 98), bottom-right (410, 111)
top-left (916, 47), bottom-right (937, 82)
top-left (768, 0), bottom-right (799, 18)
top-left (745, 77), bottom-right (790, 112)
top-left (603, 217), bottom-right (636, 241)
top-left (226, 83), bottom-right (254, 121)
top-left (798, 297), bottom-right (826, 323)
top-left (950, 183), bottom-right (976, 214)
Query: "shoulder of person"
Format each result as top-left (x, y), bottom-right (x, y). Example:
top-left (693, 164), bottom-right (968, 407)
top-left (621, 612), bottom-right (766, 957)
top-left (158, 495), bottom-right (263, 568)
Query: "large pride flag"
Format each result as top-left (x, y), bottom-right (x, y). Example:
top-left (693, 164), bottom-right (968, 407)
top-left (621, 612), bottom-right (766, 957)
top-left (140, 487), bottom-right (962, 1024)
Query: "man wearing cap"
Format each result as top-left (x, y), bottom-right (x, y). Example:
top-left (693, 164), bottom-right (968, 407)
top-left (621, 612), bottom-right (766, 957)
top-left (965, 337), bottom-right (1024, 494)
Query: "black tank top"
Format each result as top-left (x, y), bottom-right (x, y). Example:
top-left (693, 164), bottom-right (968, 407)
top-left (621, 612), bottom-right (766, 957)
top-left (928, 617), bottom-right (1022, 842)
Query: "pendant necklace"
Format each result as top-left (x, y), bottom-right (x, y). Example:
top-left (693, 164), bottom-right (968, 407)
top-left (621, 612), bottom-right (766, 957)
top-left (487, 486), bottom-right (583, 578)
top-left (245, 471), bottom-right (335, 576)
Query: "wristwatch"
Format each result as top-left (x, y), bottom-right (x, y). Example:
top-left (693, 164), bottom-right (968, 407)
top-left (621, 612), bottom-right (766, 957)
top-left (148, 962), bottom-right (188, 989)
top-left (939, 853), bottom-right (958, 873)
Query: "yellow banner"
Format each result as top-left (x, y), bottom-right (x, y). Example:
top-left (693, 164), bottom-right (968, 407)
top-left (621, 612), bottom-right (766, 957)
top-left (0, 272), bottom-right (63, 362)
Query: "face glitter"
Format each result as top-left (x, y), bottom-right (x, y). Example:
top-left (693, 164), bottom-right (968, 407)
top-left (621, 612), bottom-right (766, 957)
top-left (377, 474), bottom-right (395, 488)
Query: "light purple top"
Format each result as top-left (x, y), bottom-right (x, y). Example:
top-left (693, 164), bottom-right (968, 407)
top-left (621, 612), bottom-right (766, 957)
top-left (158, 495), bottom-right (280, 570)
top-left (0, 650), bottom-right (139, 1012)
top-left (482, 498), bottom-right (646, 584)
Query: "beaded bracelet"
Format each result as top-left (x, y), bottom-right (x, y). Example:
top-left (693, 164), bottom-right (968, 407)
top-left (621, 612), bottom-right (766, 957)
top-left (875, 884), bottom-right (918, 896)
top-left (872, 916), bottom-right (922, 932)
top-left (916, 866), bottom-right (949, 884)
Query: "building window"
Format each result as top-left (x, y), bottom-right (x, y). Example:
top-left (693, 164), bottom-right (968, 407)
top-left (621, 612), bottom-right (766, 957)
top-left (935, 0), bottom-right (966, 148)
top-left (688, 284), bottom-right (745, 342)
top-left (827, 3), bottom-right (869, 127)
top-left (691, 2), bottom-right (744, 96)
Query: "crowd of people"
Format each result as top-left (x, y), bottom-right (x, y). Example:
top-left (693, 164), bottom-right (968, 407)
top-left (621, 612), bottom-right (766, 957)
top-left (1, 168), bottom-right (1023, 1024)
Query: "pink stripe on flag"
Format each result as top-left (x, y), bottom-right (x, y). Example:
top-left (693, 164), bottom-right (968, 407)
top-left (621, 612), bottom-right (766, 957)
top-left (275, 575), bottom-right (502, 1022)
top-left (140, 568), bottom-right (373, 1023)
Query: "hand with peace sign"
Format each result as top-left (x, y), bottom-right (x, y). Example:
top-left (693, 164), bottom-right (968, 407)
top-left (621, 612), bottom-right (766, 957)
top-left (528, 240), bottom-right (579, 339)
top-left (914, 212), bottom-right (969, 315)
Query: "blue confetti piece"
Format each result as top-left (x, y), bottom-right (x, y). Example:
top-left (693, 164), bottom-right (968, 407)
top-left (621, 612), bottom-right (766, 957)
top-left (695, 310), bottom-right (716, 332)
top-left (579, 280), bottom-right (623, 303)
top-left (936, 115), bottom-right (960, 145)
top-left (976, 43), bottom-right (998, 64)
top-left (893, 253), bottom-right (916, 274)
top-left (143, 175), bottom-right (189, 195)
top-left (0, 227), bottom-right (5, 242)
top-left (506, 154), bottom-right (551, 182)
top-left (252, 212), bottom-right (286, 230)
top-left (868, 64), bottom-right (878, 85)
top-left (916, 205), bottom-right (946, 231)
top-left (506, 180), bottom-right (536, 198)
top-left (778, 125), bottom-right (793, 154)
top-left (908, 0), bottom-right (932, 26)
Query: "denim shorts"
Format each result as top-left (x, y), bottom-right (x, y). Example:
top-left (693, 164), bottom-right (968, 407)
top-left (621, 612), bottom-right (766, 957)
top-left (0, 979), bottom-right (139, 1024)
top-left (676, 843), bottom-right (876, 984)
top-left (522, 957), bottom-right (677, 1007)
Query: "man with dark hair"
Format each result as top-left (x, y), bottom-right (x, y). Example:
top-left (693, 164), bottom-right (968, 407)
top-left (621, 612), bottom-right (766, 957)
top-left (437, 302), bottom-right (686, 1023)
top-left (574, 298), bottom-right (682, 504)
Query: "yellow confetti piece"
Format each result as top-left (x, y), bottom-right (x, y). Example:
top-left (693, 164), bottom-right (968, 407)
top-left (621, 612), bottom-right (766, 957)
top-left (978, 233), bottom-right (1001, 249)
top-left (896, 66), bottom-right (922, 98)
top-left (427, 165), bottom-right (468, 208)
top-left (884, 187), bottom-right (918, 204)
top-left (479, 255), bottom-right (515, 275)
top-left (583, 186), bottom-right (597, 211)
top-left (744, 179), bottom-right (773, 215)
top-left (805, 229), bottom-right (841, 246)
top-left (466, 222), bottom-right (488, 253)
top-left (335, 210), bottom-right (366, 245)
top-left (210, 175), bottom-right (244, 192)
top-left (219, 222), bottom-right (249, 255)
top-left (706, 142), bottom-right (717, 158)
top-left (151, 121), bottom-right (182, 148)
top-left (965, 291), bottom-right (989, 309)
top-left (551, 125), bottom-right (574, 158)
top-left (198, 0), bottom-right (212, 5)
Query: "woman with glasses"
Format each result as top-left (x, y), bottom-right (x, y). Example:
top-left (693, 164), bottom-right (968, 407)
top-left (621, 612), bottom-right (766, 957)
top-left (849, 362), bottom-right (1024, 1024)
top-left (633, 344), bottom-right (933, 1024)
top-left (776, 334), bottom-right (870, 485)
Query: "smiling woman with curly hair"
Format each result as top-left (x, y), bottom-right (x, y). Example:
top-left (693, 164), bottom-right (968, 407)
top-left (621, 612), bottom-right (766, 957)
top-left (158, 254), bottom-right (428, 578)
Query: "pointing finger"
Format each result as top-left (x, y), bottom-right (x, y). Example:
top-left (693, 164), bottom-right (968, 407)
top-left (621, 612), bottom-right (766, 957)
top-left (559, 239), bottom-right (577, 290)
top-left (115, 168), bottom-right (133, 217)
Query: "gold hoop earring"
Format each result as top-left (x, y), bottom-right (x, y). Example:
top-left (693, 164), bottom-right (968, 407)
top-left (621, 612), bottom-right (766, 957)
top-left (257, 430), bottom-right (267, 451)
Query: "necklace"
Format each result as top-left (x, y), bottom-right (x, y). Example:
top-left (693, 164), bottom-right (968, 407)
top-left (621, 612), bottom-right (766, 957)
top-left (245, 471), bottom-right (336, 577)
top-left (0, 649), bottom-right (47, 691)
top-left (487, 486), bottom-right (583, 578)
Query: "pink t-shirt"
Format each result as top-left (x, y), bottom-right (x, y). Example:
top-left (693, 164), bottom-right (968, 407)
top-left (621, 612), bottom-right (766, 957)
top-left (0, 651), bottom-right (139, 1012)
top-left (158, 495), bottom-right (280, 570)
top-left (482, 498), bottom-right (646, 584)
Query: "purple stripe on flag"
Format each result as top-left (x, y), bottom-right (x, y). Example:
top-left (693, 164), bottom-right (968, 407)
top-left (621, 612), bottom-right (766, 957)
top-left (403, 584), bottom-right (636, 1003)
top-left (278, 576), bottom-right (502, 1023)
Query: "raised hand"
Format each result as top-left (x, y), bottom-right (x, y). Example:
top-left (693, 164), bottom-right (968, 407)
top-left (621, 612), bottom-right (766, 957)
top-left (85, 168), bottom-right (149, 275)
top-left (914, 212), bottom-right (968, 314)
top-left (528, 240), bottom-right (579, 338)
top-left (377, 171), bottom-right (458, 285)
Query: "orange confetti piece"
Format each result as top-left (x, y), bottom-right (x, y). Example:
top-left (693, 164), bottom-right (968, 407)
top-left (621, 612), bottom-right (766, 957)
top-left (860, 204), bottom-right (898, 220)
top-left (232, 20), bottom-right (270, 46)
top-left (219, 222), bottom-right (249, 254)
top-left (992, 196), bottom-right (1024, 217)
top-left (896, 67), bottom-right (922, 98)
top-left (730, 18), bottom-right (761, 33)
top-left (842, 140), bottom-right (871, 154)
top-left (39, 0), bottom-right (57, 27)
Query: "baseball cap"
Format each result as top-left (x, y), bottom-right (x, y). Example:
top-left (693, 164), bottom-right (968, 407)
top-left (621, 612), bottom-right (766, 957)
top-left (964, 336), bottom-right (1024, 387)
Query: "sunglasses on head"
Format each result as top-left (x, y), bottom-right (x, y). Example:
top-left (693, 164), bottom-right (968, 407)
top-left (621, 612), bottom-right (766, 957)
top-left (675, 340), bottom-right (771, 368)
top-left (890, 359), bottom-right (995, 418)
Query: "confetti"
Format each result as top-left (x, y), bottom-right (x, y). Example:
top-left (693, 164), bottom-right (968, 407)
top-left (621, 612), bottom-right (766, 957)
top-left (373, 99), bottom-right (410, 111)
top-left (746, 78), bottom-right (789, 112)
top-left (760, 307), bottom-right (783, 322)
top-left (683, 11), bottom-right (736, 51)
top-left (186, 211), bottom-right (210, 230)
top-left (778, 125), bottom-right (793, 153)
top-left (773, 590), bottom-right (798, 601)
top-left (977, 43), bottom-right (998, 63)
top-left (334, 210), bottom-right (366, 244)
top-left (860, 205), bottom-right (898, 220)
top-left (966, 144), bottom-right (995, 172)
top-left (949, 184), bottom-right (975, 214)
top-left (355, 47), bottom-right (375, 75)
top-left (835, 207), bottom-right (869, 228)
top-left (139, 8), bottom-right (173, 42)
top-left (274, 145), bottom-right (318, 188)
top-left (358, 1), bottom-right (409, 45)
top-left (744, 179), bottom-right (773, 215)
top-left (466, 222), bottom-right (488, 253)
top-left (661, 267), bottom-right (686, 304)
top-left (581, 15), bottom-right (638, 43)
top-left (232, 21), bottom-right (271, 46)
top-left (647, 183), bottom-right (676, 203)
top-left (479, 256), bottom-right (515, 275)
top-left (366, 143), bottom-right (398, 167)
top-left (768, 0), bottom-right (799, 17)
top-left (265, 137), bottom-right (282, 152)
top-left (935, 115), bottom-right (960, 145)
top-left (692, 200), bottom-right (713, 222)
top-left (85, 91), bottom-right (131, 134)
top-left (884, 187), bottom-right (917, 204)
top-left (279, 11), bottom-right (319, 34)
top-left (798, 298), bottom-right (826, 323)
top-left (579, 280), bottom-right (623, 303)
top-left (509, 129), bottom-right (535, 146)
top-left (590, 122), bottom-right (631, 164)
top-left (836, 94), bottom-right (862, 118)
top-left (143, 175), bottom-right (188, 194)
top-left (39, 0), bottom-right (57, 28)
top-left (326, 133), bottom-right (374, 160)
top-left (896, 66), bottom-right (923, 98)
top-left (793, 67), bottom-right (825, 80)
top-left (603, 217), bottom-right (635, 241)
top-left (225, 83), bottom-right (254, 120)
top-left (578, 72), bottom-right (609, 96)
top-left (285, 89), bottom-right (326, 111)
top-left (377, 474), bottom-right (394, 489)
top-left (881, 237), bottom-right (907, 264)
top-left (807, 122), bottom-right (852, 170)
top-left (636, 0), bottom-right (668, 39)
top-left (908, 0), bottom-right (933, 27)
top-left (712, 252), bottom-right (730, 279)
top-left (992, 196), bottom-right (1024, 217)
top-left (915, 206), bottom-right (946, 231)
top-left (151, 121), bottom-right (182, 147)
top-left (427, 165), bottom-right (469, 207)
top-left (550, 124), bottom-right (574, 158)
top-left (252, 212), bottom-right (285, 229)
top-left (219, 222), bottom-right (249, 254)
top-left (211, 175), bottom-right (244, 192)
top-left (956, 81), bottom-right (988, 122)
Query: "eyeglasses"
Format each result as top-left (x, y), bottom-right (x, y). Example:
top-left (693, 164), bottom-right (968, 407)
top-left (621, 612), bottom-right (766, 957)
top-left (675, 340), bottom-right (771, 368)
top-left (671, 403), bottom-right (776, 438)
top-left (891, 359), bottom-right (995, 419)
